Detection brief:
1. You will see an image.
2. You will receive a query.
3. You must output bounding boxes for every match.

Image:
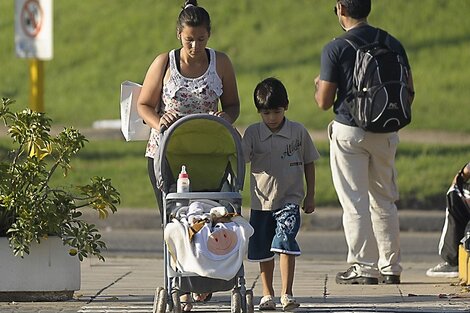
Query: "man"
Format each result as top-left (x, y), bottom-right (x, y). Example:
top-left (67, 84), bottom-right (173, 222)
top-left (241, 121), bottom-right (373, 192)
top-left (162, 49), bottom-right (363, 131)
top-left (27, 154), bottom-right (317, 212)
top-left (427, 162), bottom-right (470, 278)
top-left (314, 0), bottom-right (414, 285)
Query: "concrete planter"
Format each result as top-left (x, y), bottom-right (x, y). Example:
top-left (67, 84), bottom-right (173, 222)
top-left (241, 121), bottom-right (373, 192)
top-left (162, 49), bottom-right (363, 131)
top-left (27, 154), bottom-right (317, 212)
top-left (0, 236), bottom-right (80, 301)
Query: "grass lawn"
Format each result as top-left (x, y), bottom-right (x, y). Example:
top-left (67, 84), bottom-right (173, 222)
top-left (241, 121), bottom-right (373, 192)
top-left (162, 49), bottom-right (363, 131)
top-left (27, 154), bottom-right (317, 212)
top-left (2, 137), bottom-right (467, 210)
top-left (1, 0), bottom-right (470, 210)
top-left (1, 0), bottom-right (470, 131)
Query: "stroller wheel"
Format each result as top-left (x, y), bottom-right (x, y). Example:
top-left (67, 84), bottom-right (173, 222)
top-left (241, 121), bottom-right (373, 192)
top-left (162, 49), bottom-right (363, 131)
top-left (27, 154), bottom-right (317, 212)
top-left (153, 287), bottom-right (167, 313)
top-left (231, 289), bottom-right (242, 313)
top-left (245, 290), bottom-right (254, 313)
top-left (171, 290), bottom-right (182, 313)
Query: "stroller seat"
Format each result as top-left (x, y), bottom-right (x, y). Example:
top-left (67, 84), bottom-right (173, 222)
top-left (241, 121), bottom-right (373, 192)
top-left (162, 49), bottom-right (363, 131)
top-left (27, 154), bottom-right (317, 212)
top-left (164, 200), bottom-right (254, 281)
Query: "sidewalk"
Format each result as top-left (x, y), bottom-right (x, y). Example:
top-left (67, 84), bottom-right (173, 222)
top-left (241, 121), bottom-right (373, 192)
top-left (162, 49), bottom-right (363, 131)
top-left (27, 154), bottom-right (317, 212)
top-left (2, 209), bottom-right (470, 313)
top-left (1, 208), bottom-right (470, 312)
top-left (1, 257), bottom-right (470, 313)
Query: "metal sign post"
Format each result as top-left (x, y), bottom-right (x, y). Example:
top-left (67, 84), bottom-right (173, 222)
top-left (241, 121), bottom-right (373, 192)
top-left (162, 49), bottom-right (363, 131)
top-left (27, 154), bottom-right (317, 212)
top-left (29, 59), bottom-right (44, 112)
top-left (15, 0), bottom-right (53, 112)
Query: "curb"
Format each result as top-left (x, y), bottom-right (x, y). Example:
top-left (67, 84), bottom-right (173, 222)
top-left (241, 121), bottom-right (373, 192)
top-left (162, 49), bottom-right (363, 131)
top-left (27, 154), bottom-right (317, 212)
top-left (301, 208), bottom-right (445, 232)
top-left (82, 207), bottom-right (445, 232)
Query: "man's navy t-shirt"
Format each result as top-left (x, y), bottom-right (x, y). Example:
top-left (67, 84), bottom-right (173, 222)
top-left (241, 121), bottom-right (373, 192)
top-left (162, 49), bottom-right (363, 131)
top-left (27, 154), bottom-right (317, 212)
top-left (320, 24), bottom-right (411, 127)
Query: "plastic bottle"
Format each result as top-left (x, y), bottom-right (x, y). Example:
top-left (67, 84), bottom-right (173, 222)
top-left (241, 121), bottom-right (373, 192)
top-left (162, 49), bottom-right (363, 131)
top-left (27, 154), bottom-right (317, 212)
top-left (177, 165), bottom-right (190, 193)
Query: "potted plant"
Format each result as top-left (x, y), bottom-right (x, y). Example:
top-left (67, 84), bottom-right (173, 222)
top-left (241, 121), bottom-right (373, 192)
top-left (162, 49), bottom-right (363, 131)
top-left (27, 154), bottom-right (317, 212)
top-left (0, 97), bottom-right (120, 301)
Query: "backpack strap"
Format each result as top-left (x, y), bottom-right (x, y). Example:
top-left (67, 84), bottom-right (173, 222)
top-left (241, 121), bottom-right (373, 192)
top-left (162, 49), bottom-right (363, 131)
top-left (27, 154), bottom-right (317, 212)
top-left (340, 28), bottom-right (391, 51)
top-left (375, 28), bottom-right (392, 49)
top-left (340, 31), bottom-right (366, 51)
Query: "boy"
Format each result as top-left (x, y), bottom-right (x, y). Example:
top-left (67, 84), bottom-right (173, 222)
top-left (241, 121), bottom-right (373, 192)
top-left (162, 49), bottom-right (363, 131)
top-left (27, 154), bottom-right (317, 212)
top-left (242, 77), bottom-right (320, 311)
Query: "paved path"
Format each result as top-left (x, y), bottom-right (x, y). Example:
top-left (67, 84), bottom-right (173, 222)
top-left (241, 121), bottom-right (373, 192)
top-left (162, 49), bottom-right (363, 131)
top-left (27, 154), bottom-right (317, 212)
top-left (1, 209), bottom-right (470, 313)
top-left (1, 257), bottom-right (470, 313)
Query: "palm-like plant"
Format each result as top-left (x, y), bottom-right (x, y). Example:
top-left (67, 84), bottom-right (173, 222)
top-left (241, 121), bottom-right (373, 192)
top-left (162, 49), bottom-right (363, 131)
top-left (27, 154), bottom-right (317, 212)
top-left (0, 98), bottom-right (120, 261)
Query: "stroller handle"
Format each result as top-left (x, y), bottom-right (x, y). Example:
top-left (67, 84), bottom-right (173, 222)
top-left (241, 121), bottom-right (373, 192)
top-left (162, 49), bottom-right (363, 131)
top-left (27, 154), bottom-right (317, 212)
top-left (160, 113), bottom-right (228, 135)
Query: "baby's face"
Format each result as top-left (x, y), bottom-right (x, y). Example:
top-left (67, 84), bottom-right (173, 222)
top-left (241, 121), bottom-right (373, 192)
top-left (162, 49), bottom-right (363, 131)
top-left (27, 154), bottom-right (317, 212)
top-left (207, 228), bottom-right (237, 255)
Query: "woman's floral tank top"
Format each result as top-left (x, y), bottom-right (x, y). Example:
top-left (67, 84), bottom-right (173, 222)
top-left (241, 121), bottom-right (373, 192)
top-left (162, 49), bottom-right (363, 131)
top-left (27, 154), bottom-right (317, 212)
top-left (145, 48), bottom-right (223, 158)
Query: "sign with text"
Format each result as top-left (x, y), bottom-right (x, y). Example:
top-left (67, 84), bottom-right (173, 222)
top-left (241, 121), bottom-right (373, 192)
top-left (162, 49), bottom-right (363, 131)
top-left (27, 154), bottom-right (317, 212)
top-left (15, 0), bottom-right (53, 60)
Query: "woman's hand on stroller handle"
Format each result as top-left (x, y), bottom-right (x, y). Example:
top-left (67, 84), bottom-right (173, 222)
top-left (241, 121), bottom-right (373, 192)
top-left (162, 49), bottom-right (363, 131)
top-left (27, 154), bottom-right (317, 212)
top-left (159, 110), bottom-right (179, 133)
top-left (209, 111), bottom-right (231, 123)
top-left (159, 111), bottom-right (230, 134)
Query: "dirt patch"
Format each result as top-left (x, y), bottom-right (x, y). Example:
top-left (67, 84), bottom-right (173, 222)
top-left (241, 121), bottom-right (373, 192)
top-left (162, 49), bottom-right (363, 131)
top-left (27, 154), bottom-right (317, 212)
top-left (2, 124), bottom-right (470, 145)
top-left (307, 128), bottom-right (470, 145)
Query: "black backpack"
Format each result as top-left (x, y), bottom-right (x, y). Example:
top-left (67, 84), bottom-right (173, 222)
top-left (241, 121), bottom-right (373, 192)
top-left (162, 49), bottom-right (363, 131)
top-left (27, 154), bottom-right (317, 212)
top-left (342, 29), bottom-right (414, 133)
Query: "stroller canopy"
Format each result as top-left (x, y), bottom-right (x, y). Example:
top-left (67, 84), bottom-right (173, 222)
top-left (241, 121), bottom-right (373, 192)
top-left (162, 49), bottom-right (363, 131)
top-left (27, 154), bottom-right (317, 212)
top-left (157, 114), bottom-right (245, 193)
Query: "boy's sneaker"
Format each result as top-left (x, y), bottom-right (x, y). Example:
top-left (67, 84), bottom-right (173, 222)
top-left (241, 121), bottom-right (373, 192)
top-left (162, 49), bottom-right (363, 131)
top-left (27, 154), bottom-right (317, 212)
top-left (336, 265), bottom-right (379, 285)
top-left (426, 262), bottom-right (459, 278)
top-left (280, 294), bottom-right (300, 311)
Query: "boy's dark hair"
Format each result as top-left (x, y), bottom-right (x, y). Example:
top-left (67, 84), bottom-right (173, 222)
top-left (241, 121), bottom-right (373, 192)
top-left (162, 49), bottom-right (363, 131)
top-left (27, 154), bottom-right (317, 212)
top-left (254, 77), bottom-right (289, 111)
top-left (177, 0), bottom-right (211, 35)
top-left (338, 0), bottom-right (371, 19)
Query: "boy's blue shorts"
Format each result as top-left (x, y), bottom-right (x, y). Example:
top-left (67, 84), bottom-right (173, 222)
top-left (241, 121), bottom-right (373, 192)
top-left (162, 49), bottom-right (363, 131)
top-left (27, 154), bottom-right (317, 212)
top-left (247, 203), bottom-right (301, 262)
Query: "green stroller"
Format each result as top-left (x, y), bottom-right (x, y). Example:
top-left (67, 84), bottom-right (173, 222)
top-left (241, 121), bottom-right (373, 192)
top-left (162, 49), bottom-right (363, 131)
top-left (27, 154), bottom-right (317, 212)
top-left (152, 114), bottom-right (254, 313)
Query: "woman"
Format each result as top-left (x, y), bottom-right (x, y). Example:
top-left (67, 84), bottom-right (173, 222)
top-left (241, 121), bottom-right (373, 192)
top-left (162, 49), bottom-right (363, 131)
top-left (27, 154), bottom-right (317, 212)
top-left (137, 0), bottom-right (240, 311)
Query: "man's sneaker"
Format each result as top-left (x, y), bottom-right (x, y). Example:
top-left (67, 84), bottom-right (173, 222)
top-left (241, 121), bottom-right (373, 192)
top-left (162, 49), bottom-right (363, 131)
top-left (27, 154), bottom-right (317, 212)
top-left (426, 262), bottom-right (459, 278)
top-left (379, 274), bottom-right (401, 284)
top-left (336, 265), bottom-right (378, 285)
top-left (280, 294), bottom-right (300, 311)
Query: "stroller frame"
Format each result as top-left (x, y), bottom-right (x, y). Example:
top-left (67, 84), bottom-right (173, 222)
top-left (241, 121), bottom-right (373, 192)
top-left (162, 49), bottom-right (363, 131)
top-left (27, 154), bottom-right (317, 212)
top-left (152, 114), bottom-right (254, 313)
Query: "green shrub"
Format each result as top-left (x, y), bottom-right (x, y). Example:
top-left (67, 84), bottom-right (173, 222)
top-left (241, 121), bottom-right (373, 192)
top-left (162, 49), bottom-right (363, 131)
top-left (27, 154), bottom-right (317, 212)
top-left (0, 98), bottom-right (120, 260)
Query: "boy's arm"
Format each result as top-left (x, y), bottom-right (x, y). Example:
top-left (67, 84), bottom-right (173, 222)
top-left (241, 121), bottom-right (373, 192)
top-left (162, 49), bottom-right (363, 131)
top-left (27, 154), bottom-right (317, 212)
top-left (241, 128), bottom-right (254, 163)
top-left (303, 161), bottom-right (316, 214)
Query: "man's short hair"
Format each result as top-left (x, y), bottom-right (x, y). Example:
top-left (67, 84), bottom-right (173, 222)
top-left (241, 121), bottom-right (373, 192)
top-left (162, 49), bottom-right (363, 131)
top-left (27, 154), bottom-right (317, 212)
top-left (339, 0), bottom-right (371, 19)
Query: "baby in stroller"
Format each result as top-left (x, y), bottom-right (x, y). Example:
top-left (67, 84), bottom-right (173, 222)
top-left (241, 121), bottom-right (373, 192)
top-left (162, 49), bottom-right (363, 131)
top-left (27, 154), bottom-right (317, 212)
top-left (165, 200), bottom-right (253, 281)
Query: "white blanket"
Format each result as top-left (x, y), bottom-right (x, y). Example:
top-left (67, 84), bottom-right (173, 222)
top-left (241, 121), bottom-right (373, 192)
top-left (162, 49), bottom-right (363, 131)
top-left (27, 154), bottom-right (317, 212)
top-left (164, 215), bottom-right (254, 280)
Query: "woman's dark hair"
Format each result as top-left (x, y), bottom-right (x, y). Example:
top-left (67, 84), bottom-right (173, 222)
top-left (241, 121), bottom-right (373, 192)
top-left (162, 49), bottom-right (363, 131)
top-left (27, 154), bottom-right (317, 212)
top-left (177, 0), bottom-right (211, 34)
top-left (254, 77), bottom-right (289, 111)
top-left (339, 0), bottom-right (371, 19)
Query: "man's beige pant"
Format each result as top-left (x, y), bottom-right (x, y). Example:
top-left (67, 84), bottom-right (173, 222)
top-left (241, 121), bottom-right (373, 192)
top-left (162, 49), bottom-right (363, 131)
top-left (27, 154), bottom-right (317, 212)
top-left (328, 121), bottom-right (402, 276)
